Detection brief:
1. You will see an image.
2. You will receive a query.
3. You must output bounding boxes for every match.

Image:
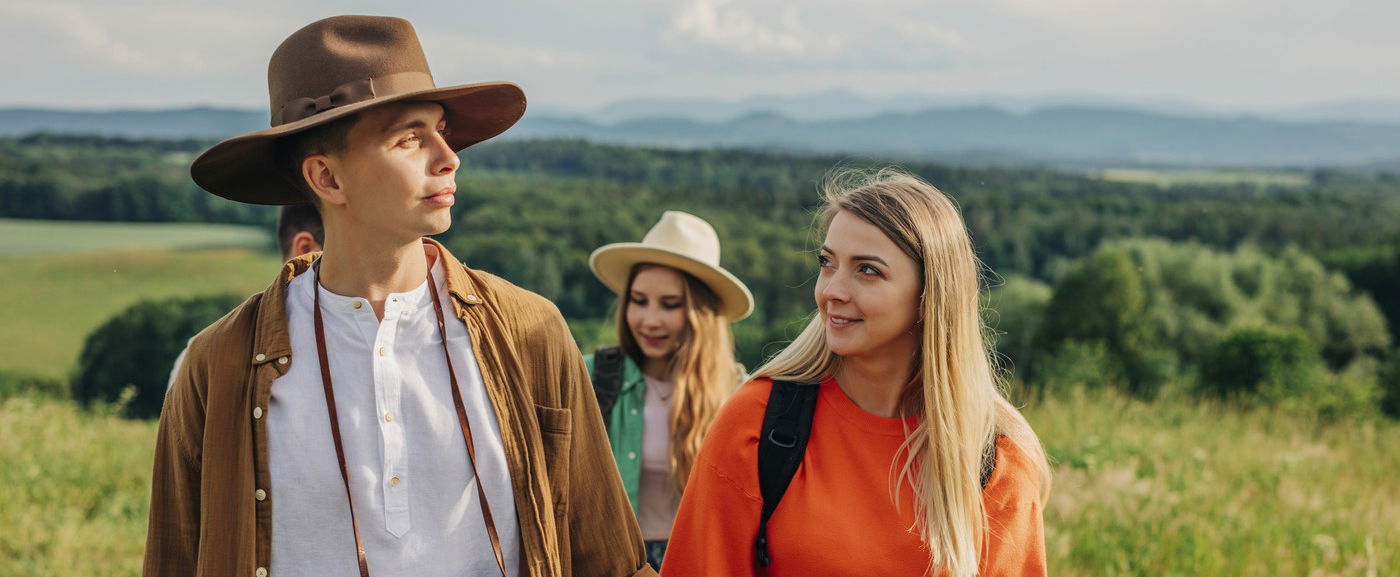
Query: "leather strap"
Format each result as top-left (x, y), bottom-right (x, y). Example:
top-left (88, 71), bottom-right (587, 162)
top-left (313, 261), bottom-right (508, 577)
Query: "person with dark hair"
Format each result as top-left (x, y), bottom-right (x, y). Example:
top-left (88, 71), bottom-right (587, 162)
top-left (145, 15), bottom-right (653, 577)
top-left (166, 205), bottom-right (325, 391)
top-left (275, 203), bottom-right (325, 261)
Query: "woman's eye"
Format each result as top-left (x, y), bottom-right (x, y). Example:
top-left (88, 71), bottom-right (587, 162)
top-left (630, 297), bottom-right (646, 306)
top-left (663, 302), bottom-right (684, 310)
top-left (817, 255), bottom-right (831, 267)
top-left (859, 264), bottom-right (881, 276)
top-left (399, 134), bottom-right (421, 147)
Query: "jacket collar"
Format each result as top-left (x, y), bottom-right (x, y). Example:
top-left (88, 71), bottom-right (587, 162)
top-left (248, 237), bottom-right (486, 368)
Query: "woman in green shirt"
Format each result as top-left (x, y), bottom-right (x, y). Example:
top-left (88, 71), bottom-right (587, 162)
top-left (585, 210), bottom-right (753, 570)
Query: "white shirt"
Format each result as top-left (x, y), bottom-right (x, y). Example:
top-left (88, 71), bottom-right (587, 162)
top-left (638, 374), bottom-right (679, 540)
top-left (267, 256), bottom-right (519, 577)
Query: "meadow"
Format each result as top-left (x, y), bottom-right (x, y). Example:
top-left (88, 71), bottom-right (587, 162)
top-left (0, 219), bottom-right (280, 379)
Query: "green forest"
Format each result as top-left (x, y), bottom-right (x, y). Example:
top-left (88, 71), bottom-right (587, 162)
top-left (4, 133), bottom-right (1399, 418)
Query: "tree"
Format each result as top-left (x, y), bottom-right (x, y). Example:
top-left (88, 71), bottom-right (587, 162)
top-left (74, 293), bottom-right (245, 419)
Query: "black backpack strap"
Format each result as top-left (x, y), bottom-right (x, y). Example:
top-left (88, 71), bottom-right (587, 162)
top-left (591, 346), bottom-right (625, 426)
top-left (754, 380), bottom-right (819, 569)
top-left (980, 435), bottom-right (999, 489)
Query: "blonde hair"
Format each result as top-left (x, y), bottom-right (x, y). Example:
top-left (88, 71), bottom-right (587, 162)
top-left (617, 264), bottom-right (740, 490)
top-left (751, 167), bottom-right (1051, 576)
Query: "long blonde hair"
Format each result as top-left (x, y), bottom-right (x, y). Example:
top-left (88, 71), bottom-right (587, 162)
top-left (751, 168), bottom-right (1051, 576)
top-left (617, 264), bottom-right (740, 490)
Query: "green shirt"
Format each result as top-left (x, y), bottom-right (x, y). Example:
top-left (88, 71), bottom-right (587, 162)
top-left (584, 352), bottom-right (647, 514)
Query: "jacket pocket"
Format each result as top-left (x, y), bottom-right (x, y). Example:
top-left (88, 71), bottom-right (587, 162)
top-left (534, 404), bottom-right (572, 518)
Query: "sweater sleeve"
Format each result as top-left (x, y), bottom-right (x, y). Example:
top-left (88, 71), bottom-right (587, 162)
top-left (978, 436), bottom-right (1049, 577)
top-left (660, 379), bottom-right (772, 577)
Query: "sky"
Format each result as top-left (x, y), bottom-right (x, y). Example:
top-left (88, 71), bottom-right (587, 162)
top-left (1, 0), bottom-right (1396, 114)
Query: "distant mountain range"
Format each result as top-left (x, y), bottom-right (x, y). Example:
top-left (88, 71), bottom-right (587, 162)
top-left (5, 96), bottom-right (1400, 168)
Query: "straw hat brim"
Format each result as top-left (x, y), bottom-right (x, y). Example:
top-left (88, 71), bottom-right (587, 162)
top-left (191, 81), bottom-right (525, 205)
top-left (590, 243), bottom-right (754, 321)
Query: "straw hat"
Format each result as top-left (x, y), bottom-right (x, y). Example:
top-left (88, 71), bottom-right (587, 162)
top-left (190, 15), bottom-right (527, 205)
top-left (589, 211), bottom-right (754, 321)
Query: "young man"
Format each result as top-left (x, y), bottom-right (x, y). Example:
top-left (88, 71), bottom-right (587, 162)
top-left (145, 16), bottom-right (654, 577)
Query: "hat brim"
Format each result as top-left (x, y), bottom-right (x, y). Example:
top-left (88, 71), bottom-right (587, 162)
top-left (191, 81), bottom-right (526, 205)
top-left (589, 243), bottom-right (754, 321)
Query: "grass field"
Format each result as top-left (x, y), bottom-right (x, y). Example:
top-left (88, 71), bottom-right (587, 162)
top-left (1092, 168), bottom-right (1311, 188)
top-left (0, 220), bottom-right (282, 380)
top-left (0, 218), bottom-right (271, 257)
top-left (2, 388), bottom-right (1394, 576)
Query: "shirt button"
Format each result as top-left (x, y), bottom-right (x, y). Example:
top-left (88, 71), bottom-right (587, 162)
top-left (378, 347), bottom-right (386, 357)
top-left (253, 407), bottom-right (263, 419)
top-left (277, 356), bottom-right (288, 365)
top-left (254, 353), bottom-right (266, 362)
top-left (353, 301), bottom-right (363, 310)
top-left (465, 294), bottom-right (481, 304)
top-left (390, 476), bottom-right (401, 487)
top-left (256, 568), bottom-right (268, 577)
top-left (628, 451), bottom-right (637, 460)
top-left (384, 412), bottom-right (393, 423)
top-left (630, 408), bottom-right (639, 416)
top-left (255, 489), bottom-right (267, 501)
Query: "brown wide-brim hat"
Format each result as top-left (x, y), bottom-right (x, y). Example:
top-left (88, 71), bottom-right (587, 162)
top-left (590, 211), bottom-right (755, 321)
top-left (191, 15), bottom-right (527, 205)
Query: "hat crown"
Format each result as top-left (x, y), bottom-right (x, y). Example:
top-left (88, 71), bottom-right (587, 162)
top-left (267, 16), bottom-right (435, 126)
top-left (641, 211), bottom-right (721, 265)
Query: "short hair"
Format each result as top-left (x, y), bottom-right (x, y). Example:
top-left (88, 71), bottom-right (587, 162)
top-left (275, 204), bottom-right (325, 259)
top-left (273, 113), bottom-right (358, 205)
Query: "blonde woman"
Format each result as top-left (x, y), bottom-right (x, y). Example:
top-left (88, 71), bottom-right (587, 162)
top-left (664, 169), bottom-right (1052, 576)
top-left (585, 210), bottom-right (753, 570)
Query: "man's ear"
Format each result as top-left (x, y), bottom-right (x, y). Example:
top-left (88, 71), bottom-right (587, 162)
top-left (290, 231), bottom-right (321, 259)
top-left (303, 154), bottom-right (346, 207)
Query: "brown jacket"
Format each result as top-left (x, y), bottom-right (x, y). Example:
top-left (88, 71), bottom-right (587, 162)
top-left (143, 240), bottom-right (656, 577)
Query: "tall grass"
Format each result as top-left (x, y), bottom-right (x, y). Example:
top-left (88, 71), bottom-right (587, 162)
top-left (1030, 386), bottom-right (1397, 576)
top-left (0, 396), bottom-right (153, 577)
top-left (1, 387), bottom-right (1394, 576)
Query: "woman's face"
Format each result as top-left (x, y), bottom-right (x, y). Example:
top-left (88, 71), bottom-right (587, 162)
top-left (626, 265), bottom-right (691, 362)
top-left (816, 210), bottom-right (923, 361)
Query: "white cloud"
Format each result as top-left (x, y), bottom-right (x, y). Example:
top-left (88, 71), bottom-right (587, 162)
top-left (670, 0), bottom-right (812, 57)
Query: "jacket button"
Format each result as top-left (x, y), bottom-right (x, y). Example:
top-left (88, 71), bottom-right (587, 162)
top-left (628, 451), bottom-right (637, 460)
top-left (253, 407), bottom-right (263, 419)
top-left (255, 568), bottom-right (268, 577)
top-left (465, 294), bottom-right (481, 304)
top-left (255, 489), bottom-right (267, 501)
top-left (277, 356), bottom-right (288, 365)
top-left (254, 353), bottom-right (266, 362)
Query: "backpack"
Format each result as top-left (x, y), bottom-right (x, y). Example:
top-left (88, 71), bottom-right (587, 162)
top-left (590, 346), bottom-right (626, 427)
top-left (754, 380), bottom-right (999, 569)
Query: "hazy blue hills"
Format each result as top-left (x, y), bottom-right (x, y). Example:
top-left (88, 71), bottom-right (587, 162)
top-left (5, 103), bottom-right (1400, 167)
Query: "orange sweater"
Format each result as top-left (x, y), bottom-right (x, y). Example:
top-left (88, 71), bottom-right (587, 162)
top-left (663, 378), bottom-right (1046, 576)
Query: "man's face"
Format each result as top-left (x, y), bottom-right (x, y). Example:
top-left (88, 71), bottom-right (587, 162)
top-left (328, 101), bottom-right (459, 240)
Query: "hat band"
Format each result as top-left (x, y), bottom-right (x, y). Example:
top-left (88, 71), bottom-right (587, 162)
top-left (272, 71), bottom-right (435, 126)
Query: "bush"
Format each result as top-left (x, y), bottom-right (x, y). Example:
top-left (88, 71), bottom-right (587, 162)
top-left (1198, 326), bottom-right (1326, 403)
top-left (73, 293), bottom-right (244, 419)
top-left (1035, 340), bottom-right (1123, 394)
